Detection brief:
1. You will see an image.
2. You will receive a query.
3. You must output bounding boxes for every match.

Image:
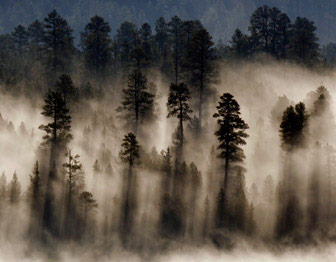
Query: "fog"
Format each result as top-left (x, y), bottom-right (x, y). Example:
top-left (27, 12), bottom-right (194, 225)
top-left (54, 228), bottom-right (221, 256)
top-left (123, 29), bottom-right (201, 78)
top-left (1, 60), bottom-right (336, 261)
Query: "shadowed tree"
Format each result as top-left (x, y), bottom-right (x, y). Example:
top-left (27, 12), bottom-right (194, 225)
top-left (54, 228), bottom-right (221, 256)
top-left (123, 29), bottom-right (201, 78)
top-left (115, 21), bottom-right (137, 66)
top-left (168, 16), bottom-right (185, 85)
top-left (12, 25), bottom-right (28, 54)
top-left (119, 133), bottom-right (140, 241)
top-left (248, 5), bottom-right (272, 53)
top-left (213, 93), bottom-right (248, 228)
top-left (55, 74), bottom-right (77, 106)
top-left (81, 16), bottom-right (111, 78)
top-left (79, 191), bottom-right (98, 235)
top-left (117, 70), bottom-right (155, 133)
top-left (277, 102), bottom-right (308, 238)
top-left (39, 89), bottom-right (72, 237)
top-left (9, 172), bottom-right (21, 205)
top-left (288, 17), bottom-right (319, 66)
top-left (63, 150), bottom-right (84, 238)
top-left (185, 28), bottom-right (217, 130)
top-left (39, 89), bottom-right (73, 148)
top-left (279, 102), bottom-right (309, 151)
top-left (155, 17), bottom-right (169, 73)
top-left (93, 159), bottom-right (101, 175)
top-left (28, 20), bottom-right (45, 54)
top-left (213, 93), bottom-right (249, 193)
top-left (167, 83), bottom-right (192, 150)
top-left (0, 173), bottom-right (7, 212)
top-left (27, 161), bottom-right (42, 238)
top-left (44, 10), bottom-right (74, 78)
top-left (229, 29), bottom-right (250, 59)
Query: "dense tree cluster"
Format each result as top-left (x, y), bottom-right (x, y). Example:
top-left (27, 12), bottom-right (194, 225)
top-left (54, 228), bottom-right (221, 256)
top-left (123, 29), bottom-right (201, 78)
top-left (1, 4), bottom-right (336, 258)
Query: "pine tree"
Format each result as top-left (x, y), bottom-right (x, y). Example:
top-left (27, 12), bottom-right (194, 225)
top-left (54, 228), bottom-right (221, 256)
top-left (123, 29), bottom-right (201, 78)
top-left (27, 20), bottom-right (45, 60)
top-left (12, 25), bottom-right (29, 54)
top-left (185, 28), bottom-right (216, 129)
top-left (63, 150), bottom-right (84, 237)
top-left (93, 159), bottom-right (101, 175)
top-left (139, 23), bottom-right (154, 66)
top-left (39, 89), bottom-right (73, 147)
top-left (118, 69), bottom-right (155, 133)
top-left (44, 10), bottom-right (74, 77)
top-left (279, 102), bottom-right (309, 150)
top-left (28, 161), bottom-right (42, 206)
top-left (79, 191), bottom-right (98, 231)
top-left (278, 13), bottom-right (292, 59)
top-left (288, 17), bottom-right (319, 66)
top-left (82, 16), bottom-right (112, 78)
top-left (119, 133), bottom-right (140, 241)
top-left (155, 17), bottom-right (169, 73)
top-left (9, 172), bottom-right (21, 205)
top-left (213, 93), bottom-right (249, 193)
top-left (168, 16), bottom-right (185, 85)
top-left (55, 74), bottom-right (77, 106)
top-left (120, 133), bottom-right (140, 167)
top-left (167, 83), bottom-right (192, 148)
top-left (229, 29), bottom-right (250, 59)
top-left (249, 5), bottom-right (272, 53)
top-left (0, 172), bottom-right (7, 211)
top-left (116, 21), bottom-right (137, 65)
top-left (63, 150), bottom-right (84, 209)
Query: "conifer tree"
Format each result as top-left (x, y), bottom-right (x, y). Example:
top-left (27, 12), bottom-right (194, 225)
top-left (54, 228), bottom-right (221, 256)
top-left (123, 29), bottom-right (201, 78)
top-left (9, 172), bottom-right (21, 205)
top-left (116, 21), bottom-right (137, 65)
top-left (120, 133), bottom-right (140, 167)
top-left (229, 29), bottom-right (250, 59)
top-left (0, 173), bottom-right (7, 211)
top-left (28, 161), bottom-right (42, 207)
top-left (118, 69), bottom-right (155, 133)
top-left (119, 133), bottom-right (140, 240)
top-left (82, 16), bottom-right (112, 78)
top-left (167, 83), bottom-right (192, 148)
top-left (93, 159), bottom-right (101, 175)
top-left (12, 25), bottom-right (28, 54)
top-left (213, 93), bottom-right (249, 193)
top-left (44, 10), bottom-right (74, 77)
top-left (288, 17), bottom-right (319, 66)
top-left (155, 17), bottom-right (169, 73)
top-left (279, 102), bottom-right (309, 150)
top-left (55, 74), bottom-right (77, 106)
top-left (28, 20), bottom-right (45, 49)
top-left (39, 89), bottom-right (72, 147)
top-left (185, 28), bottom-right (216, 129)
top-left (168, 16), bottom-right (185, 85)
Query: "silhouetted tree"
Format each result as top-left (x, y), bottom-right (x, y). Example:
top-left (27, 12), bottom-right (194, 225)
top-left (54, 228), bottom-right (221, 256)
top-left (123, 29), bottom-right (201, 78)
top-left (118, 69), bottom-right (155, 133)
top-left (279, 102), bottom-right (309, 150)
top-left (167, 83), bottom-right (192, 149)
top-left (9, 172), bottom-right (21, 205)
top-left (168, 16), bottom-right (185, 85)
top-left (288, 17), bottom-right (319, 66)
top-left (81, 16), bottom-right (111, 78)
top-left (12, 25), bottom-right (28, 54)
top-left (155, 17), bottom-right (170, 73)
top-left (44, 10), bottom-right (74, 78)
top-left (185, 28), bottom-right (217, 129)
top-left (119, 133), bottom-right (140, 241)
top-left (213, 93), bottom-right (249, 193)
top-left (229, 29), bottom-right (250, 58)
top-left (39, 89), bottom-right (73, 147)
top-left (55, 74), bottom-right (77, 106)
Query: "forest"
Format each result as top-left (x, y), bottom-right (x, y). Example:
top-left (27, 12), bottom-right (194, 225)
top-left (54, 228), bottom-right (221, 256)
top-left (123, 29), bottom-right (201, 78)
top-left (1, 4), bottom-right (336, 261)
